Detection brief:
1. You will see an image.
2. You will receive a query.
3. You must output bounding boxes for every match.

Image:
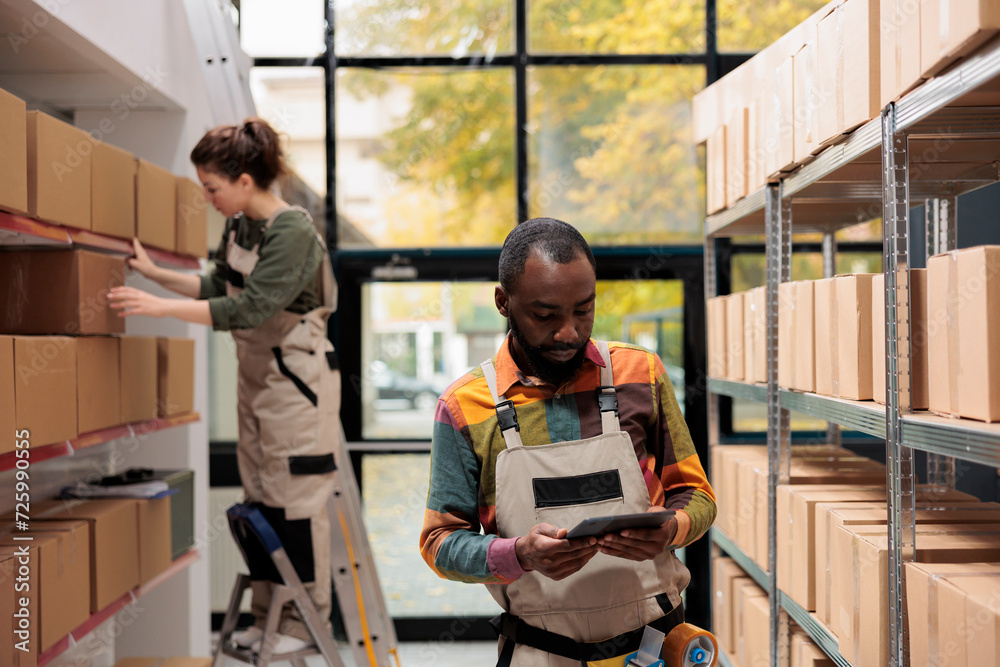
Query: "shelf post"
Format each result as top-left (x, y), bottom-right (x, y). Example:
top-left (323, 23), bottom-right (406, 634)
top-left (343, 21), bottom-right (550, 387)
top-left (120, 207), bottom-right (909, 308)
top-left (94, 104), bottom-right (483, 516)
top-left (882, 103), bottom-right (916, 667)
top-left (765, 183), bottom-right (791, 667)
top-left (706, 234), bottom-right (720, 447)
top-left (821, 232), bottom-right (842, 448)
top-left (923, 197), bottom-right (958, 490)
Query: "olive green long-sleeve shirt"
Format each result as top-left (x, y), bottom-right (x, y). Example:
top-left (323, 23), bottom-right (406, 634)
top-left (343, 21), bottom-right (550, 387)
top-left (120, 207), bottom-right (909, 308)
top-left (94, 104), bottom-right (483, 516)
top-left (199, 210), bottom-right (324, 331)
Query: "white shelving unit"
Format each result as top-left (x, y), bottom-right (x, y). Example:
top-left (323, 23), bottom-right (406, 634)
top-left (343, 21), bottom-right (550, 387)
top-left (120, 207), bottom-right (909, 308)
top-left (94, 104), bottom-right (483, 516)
top-left (705, 35), bottom-right (1000, 667)
top-left (0, 1), bottom-right (256, 663)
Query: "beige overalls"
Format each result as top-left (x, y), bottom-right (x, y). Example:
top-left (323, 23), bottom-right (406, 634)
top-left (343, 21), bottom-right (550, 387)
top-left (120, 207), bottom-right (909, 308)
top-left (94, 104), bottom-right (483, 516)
top-left (482, 341), bottom-right (690, 667)
top-left (225, 206), bottom-right (340, 640)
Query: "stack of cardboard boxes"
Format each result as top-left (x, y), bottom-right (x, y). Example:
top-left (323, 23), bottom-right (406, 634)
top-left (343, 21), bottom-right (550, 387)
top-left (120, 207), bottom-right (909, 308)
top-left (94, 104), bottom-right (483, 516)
top-left (695, 0), bottom-right (1000, 215)
top-left (0, 496), bottom-right (179, 665)
top-left (713, 556), bottom-right (837, 666)
top-left (708, 248), bottom-right (1000, 423)
top-left (0, 86), bottom-right (209, 257)
top-left (0, 83), bottom-right (203, 454)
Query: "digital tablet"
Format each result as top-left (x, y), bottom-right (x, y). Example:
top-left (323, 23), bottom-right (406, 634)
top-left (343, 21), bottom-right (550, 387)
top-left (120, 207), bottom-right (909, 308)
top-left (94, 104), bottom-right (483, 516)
top-left (564, 510), bottom-right (675, 539)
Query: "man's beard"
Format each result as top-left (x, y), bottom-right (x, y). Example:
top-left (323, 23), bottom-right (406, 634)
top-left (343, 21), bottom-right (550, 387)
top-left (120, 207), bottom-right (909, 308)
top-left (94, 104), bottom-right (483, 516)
top-left (508, 313), bottom-right (588, 387)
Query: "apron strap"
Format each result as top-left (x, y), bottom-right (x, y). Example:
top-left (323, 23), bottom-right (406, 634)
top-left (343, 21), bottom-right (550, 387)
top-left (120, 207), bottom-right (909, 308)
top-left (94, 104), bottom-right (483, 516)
top-left (594, 341), bottom-right (621, 435)
top-left (480, 359), bottom-right (524, 450)
top-left (490, 603), bottom-right (684, 666)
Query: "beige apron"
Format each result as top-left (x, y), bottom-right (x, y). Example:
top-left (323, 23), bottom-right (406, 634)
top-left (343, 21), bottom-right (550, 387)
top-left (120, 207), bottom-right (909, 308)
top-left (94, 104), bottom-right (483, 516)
top-left (225, 206), bottom-right (340, 640)
top-left (483, 341), bottom-right (690, 666)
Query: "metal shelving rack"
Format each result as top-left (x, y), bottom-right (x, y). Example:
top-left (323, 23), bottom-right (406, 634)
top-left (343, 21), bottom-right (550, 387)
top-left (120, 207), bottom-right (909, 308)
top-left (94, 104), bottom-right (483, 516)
top-left (705, 35), bottom-right (1000, 667)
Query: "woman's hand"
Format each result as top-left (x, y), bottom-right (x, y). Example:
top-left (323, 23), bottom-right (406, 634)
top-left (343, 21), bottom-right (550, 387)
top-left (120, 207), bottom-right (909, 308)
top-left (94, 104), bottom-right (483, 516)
top-left (108, 286), bottom-right (167, 318)
top-left (126, 238), bottom-right (159, 279)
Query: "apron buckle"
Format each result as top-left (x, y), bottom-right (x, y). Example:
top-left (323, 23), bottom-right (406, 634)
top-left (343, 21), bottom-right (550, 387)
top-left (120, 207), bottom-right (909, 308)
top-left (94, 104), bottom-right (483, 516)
top-left (596, 386), bottom-right (619, 416)
top-left (495, 399), bottom-right (520, 432)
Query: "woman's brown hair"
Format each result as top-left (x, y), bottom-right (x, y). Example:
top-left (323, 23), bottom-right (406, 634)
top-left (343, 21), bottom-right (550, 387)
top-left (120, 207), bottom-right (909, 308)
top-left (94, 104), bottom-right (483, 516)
top-left (189, 117), bottom-right (287, 190)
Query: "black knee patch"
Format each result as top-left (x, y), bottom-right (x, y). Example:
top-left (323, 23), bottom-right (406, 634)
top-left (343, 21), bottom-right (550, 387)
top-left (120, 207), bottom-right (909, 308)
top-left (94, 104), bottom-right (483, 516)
top-left (242, 503), bottom-right (317, 584)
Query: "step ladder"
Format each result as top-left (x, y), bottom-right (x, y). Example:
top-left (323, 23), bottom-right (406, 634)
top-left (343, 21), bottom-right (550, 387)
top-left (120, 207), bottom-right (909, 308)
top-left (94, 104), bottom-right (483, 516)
top-left (214, 433), bottom-right (400, 667)
top-left (213, 504), bottom-right (345, 667)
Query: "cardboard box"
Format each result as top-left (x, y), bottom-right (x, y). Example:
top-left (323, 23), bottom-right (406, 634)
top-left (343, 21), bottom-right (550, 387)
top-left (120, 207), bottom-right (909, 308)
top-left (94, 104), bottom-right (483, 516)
top-left (0, 88), bottom-right (28, 215)
top-left (0, 249), bottom-right (126, 335)
top-left (175, 177), bottom-right (208, 258)
top-left (841, 0), bottom-right (881, 132)
top-left (828, 273), bottom-right (874, 401)
top-left (26, 111), bottom-right (91, 230)
top-left (793, 39), bottom-right (820, 163)
top-left (92, 140), bottom-right (136, 240)
top-left (816, 6), bottom-right (844, 144)
top-left (77, 336), bottom-right (120, 434)
top-left (834, 525), bottom-right (1000, 666)
top-left (137, 497), bottom-right (172, 585)
top-left (813, 278), bottom-right (834, 395)
top-left (0, 521), bottom-right (91, 652)
top-left (121, 336), bottom-right (158, 423)
top-left (707, 296), bottom-right (728, 378)
top-left (1, 544), bottom-right (38, 667)
top-left (956, 247), bottom-right (1000, 421)
top-left (905, 562), bottom-right (1000, 667)
top-left (744, 287), bottom-right (767, 384)
top-left (880, 0), bottom-right (924, 106)
top-left (726, 293), bottom-right (746, 381)
top-left (928, 247), bottom-right (1000, 421)
top-left (707, 125), bottom-right (727, 215)
top-left (779, 281), bottom-right (815, 391)
top-left (746, 95), bottom-right (766, 193)
top-left (741, 591), bottom-right (771, 667)
top-left (0, 550), bottom-right (15, 667)
top-left (136, 159), bottom-right (177, 251)
top-left (13, 336), bottom-right (77, 446)
top-left (791, 632), bottom-right (836, 667)
top-left (766, 55), bottom-right (797, 176)
top-left (715, 446), bottom-right (768, 539)
top-left (872, 269), bottom-right (928, 408)
top-left (736, 458), bottom-right (767, 562)
top-left (34, 499), bottom-right (140, 613)
top-left (713, 557), bottom-right (752, 654)
top-left (157, 338), bottom-right (195, 417)
top-left (812, 488), bottom-right (978, 624)
top-left (0, 336), bottom-right (14, 455)
top-left (734, 579), bottom-right (768, 665)
top-left (725, 107), bottom-right (748, 207)
top-left (921, 0), bottom-right (1000, 77)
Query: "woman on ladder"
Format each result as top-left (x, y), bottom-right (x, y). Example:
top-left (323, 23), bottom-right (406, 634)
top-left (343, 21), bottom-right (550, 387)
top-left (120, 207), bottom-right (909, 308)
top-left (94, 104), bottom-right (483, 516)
top-left (109, 118), bottom-right (340, 656)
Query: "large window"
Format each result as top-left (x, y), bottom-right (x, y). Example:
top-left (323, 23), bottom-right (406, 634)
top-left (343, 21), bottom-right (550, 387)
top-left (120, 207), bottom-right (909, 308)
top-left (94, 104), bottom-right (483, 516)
top-left (223, 0), bottom-right (832, 633)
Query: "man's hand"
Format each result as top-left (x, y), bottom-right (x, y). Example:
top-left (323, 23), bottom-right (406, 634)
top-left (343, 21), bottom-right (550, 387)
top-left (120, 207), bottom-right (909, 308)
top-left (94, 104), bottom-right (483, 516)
top-left (515, 524), bottom-right (599, 581)
top-left (596, 507), bottom-right (678, 561)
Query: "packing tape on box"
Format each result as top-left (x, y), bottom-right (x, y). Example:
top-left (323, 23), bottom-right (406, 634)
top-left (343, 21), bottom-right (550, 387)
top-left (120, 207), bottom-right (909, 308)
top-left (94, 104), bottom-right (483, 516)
top-left (927, 570), bottom-right (1000, 662)
top-left (939, 0), bottom-right (949, 53)
top-left (834, 6), bottom-right (845, 133)
top-left (947, 252), bottom-right (960, 416)
top-left (831, 277), bottom-right (840, 397)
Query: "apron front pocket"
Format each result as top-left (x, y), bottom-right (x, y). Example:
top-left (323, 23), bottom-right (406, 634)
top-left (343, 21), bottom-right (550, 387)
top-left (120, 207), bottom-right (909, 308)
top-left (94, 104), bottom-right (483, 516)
top-left (532, 469), bottom-right (623, 509)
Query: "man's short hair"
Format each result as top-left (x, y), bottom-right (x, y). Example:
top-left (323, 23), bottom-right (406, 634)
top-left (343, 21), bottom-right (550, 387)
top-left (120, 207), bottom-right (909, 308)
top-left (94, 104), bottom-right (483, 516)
top-left (499, 218), bottom-right (596, 293)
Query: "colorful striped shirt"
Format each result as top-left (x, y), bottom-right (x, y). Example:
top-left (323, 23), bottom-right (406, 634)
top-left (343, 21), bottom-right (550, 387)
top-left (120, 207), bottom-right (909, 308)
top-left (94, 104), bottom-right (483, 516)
top-left (420, 336), bottom-right (716, 584)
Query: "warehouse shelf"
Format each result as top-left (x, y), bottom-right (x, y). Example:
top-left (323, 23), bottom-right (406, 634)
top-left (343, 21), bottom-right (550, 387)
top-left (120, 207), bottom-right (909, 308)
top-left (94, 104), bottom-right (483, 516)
top-left (0, 412), bottom-right (201, 472)
top-left (707, 378), bottom-right (767, 404)
top-left (901, 413), bottom-right (1000, 468)
top-left (778, 391), bottom-right (885, 439)
top-left (0, 209), bottom-right (202, 269)
top-left (706, 37), bottom-right (1000, 239)
top-left (779, 594), bottom-right (851, 667)
top-left (711, 528), bottom-right (768, 591)
top-left (38, 548), bottom-right (200, 666)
